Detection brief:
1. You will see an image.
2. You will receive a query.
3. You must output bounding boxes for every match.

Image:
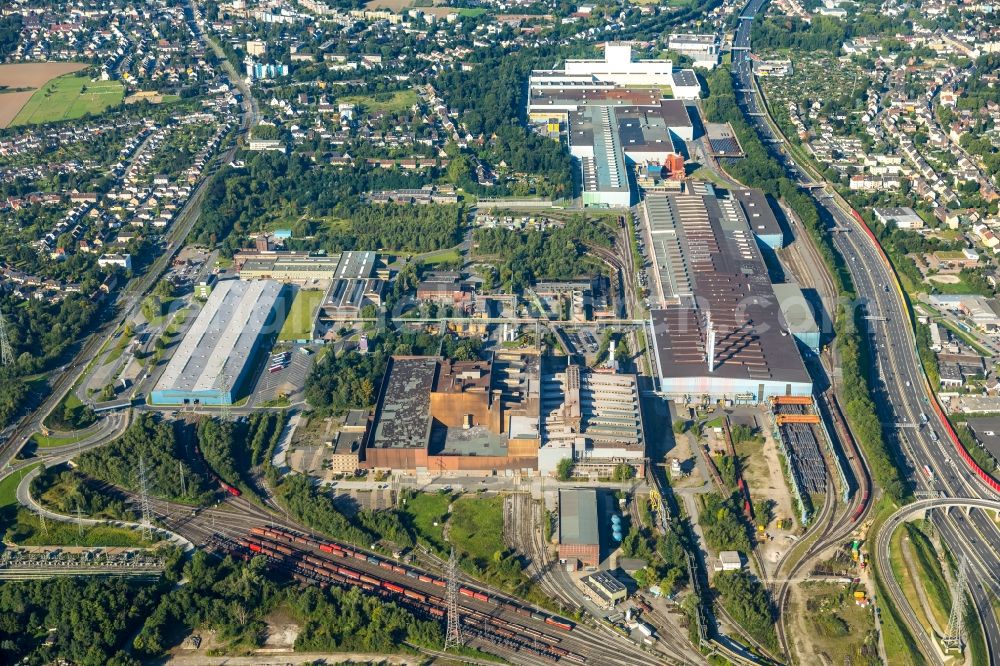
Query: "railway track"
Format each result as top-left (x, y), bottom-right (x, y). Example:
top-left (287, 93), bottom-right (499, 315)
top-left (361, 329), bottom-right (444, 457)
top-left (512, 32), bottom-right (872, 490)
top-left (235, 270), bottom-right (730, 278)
top-left (141, 493), bottom-right (667, 666)
top-left (772, 389), bottom-right (874, 658)
top-left (713, 602), bottom-right (783, 664)
top-left (238, 526), bottom-right (669, 666)
top-left (505, 492), bottom-right (580, 611)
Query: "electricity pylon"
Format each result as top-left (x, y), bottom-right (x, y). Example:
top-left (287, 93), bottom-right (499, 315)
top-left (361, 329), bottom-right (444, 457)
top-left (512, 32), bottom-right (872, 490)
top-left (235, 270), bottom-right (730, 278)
top-left (138, 455), bottom-right (153, 541)
top-left (943, 554), bottom-right (969, 652)
top-left (444, 547), bottom-right (463, 650)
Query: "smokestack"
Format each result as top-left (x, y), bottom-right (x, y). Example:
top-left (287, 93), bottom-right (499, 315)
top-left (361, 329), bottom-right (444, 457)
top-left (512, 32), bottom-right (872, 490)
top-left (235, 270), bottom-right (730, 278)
top-left (706, 311), bottom-right (716, 373)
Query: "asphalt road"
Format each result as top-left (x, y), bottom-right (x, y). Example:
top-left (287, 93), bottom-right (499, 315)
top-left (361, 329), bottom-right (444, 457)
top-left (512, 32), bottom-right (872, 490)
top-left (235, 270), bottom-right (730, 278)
top-left (0, 0), bottom-right (256, 469)
top-left (733, 0), bottom-right (1000, 661)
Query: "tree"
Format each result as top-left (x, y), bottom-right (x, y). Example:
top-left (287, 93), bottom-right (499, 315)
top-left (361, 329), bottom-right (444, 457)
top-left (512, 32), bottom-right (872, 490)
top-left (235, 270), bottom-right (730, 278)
top-left (714, 570), bottom-right (778, 652)
top-left (0, 367), bottom-right (27, 429)
top-left (556, 457), bottom-right (574, 481)
top-left (672, 419), bottom-right (688, 434)
top-left (78, 413), bottom-right (212, 503)
top-left (142, 295), bottom-right (164, 321)
top-left (446, 154), bottom-right (472, 185)
top-left (612, 463), bottom-right (635, 482)
top-left (153, 279), bottom-right (175, 299)
top-left (730, 424), bottom-right (758, 444)
top-left (754, 499), bottom-right (775, 527)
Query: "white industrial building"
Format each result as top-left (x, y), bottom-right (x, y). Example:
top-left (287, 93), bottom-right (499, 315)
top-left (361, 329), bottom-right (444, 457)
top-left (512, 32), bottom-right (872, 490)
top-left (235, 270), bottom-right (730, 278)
top-left (562, 42), bottom-right (673, 85)
top-left (527, 43), bottom-right (699, 207)
top-left (528, 42), bottom-right (701, 108)
top-left (151, 280), bottom-right (285, 405)
top-left (873, 206), bottom-right (925, 230)
top-left (668, 33), bottom-right (721, 69)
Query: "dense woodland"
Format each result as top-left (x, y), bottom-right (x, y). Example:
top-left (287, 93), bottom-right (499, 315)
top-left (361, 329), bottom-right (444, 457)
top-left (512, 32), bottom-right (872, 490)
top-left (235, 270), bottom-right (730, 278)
top-left (698, 492), bottom-right (753, 555)
top-left (304, 328), bottom-right (483, 413)
top-left (30, 466), bottom-right (138, 521)
top-left (190, 152), bottom-right (440, 255)
top-left (751, 12), bottom-right (905, 52)
top-left (316, 203), bottom-right (463, 254)
top-left (0, 292), bottom-right (102, 428)
top-left (473, 217), bottom-right (611, 291)
top-left (0, 576), bottom-right (152, 666)
top-left (274, 473), bottom-right (414, 549)
top-left (714, 570), bottom-right (778, 653)
top-left (77, 413), bottom-right (214, 504)
top-left (0, 14), bottom-right (21, 61)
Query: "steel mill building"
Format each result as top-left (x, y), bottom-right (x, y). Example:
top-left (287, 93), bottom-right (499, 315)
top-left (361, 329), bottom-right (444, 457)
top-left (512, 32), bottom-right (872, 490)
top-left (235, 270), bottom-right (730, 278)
top-left (641, 181), bottom-right (813, 403)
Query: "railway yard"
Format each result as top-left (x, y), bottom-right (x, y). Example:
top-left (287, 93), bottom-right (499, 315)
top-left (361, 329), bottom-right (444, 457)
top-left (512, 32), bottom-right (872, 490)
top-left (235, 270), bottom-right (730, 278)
top-left (140, 493), bottom-right (677, 666)
top-left (3, 0), bottom-right (999, 662)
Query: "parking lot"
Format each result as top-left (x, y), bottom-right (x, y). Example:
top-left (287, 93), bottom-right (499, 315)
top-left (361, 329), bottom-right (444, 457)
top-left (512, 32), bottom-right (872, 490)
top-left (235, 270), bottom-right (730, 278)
top-left (247, 346), bottom-right (315, 407)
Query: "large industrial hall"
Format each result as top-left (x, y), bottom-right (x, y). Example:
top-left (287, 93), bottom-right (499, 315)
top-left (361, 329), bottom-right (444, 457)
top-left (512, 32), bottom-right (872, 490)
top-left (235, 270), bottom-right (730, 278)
top-left (642, 182), bottom-right (813, 403)
top-left (151, 279), bottom-right (286, 405)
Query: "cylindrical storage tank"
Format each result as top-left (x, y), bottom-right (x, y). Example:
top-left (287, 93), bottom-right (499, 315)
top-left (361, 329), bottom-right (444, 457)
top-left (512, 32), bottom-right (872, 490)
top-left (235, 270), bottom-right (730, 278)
top-left (612, 527), bottom-right (623, 542)
top-left (611, 514), bottom-right (622, 526)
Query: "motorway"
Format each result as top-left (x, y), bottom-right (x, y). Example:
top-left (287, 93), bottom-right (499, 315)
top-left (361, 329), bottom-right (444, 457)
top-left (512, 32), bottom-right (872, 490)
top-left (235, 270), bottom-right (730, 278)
top-left (732, 0), bottom-right (1000, 662)
top-left (875, 498), bottom-right (1000, 661)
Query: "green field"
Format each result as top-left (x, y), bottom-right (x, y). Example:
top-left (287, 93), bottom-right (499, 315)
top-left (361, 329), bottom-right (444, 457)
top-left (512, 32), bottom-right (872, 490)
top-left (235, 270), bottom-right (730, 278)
top-left (0, 463), bottom-right (42, 509)
top-left (338, 89), bottom-right (418, 114)
top-left (279, 289), bottom-right (324, 341)
top-left (418, 247), bottom-right (462, 268)
top-left (12, 75), bottom-right (124, 126)
top-left (31, 431), bottom-right (89, 449)
top-left (888, 523), bottom-right (943, 645)
top-left (903, 522), bottom-right (952, 631)
top-left (450, 495), bottom-right (504, 564)
top-left (402, 491), bottom-right (451, 553)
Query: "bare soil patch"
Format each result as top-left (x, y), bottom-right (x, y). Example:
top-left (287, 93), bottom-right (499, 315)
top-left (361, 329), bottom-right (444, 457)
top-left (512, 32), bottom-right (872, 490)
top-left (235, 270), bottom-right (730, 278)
top-left (365, 0), bottom-right (412, 10)
top-left (0, 62), bottom-right (86, 127)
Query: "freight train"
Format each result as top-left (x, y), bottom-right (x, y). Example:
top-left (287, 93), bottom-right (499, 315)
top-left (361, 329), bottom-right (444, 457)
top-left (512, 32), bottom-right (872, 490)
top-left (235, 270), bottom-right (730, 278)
top-left (192, 443), bottom-right (241, 496)
top-left (233, 527), bottom-right (581, 662)
top-left (246, 526), bottom-right (574, 631)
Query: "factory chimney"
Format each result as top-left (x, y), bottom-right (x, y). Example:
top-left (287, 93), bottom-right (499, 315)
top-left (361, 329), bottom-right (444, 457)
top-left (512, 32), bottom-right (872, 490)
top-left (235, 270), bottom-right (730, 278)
top-left (706, 311), bottom-right (716, 373)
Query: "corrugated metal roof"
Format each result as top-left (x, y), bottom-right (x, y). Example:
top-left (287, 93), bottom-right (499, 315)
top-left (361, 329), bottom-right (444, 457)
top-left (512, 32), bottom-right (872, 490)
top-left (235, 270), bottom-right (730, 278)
top-left (154, 279), bottom-right (282, 395)
top-left (559, 488), bottom-right (599, 546)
